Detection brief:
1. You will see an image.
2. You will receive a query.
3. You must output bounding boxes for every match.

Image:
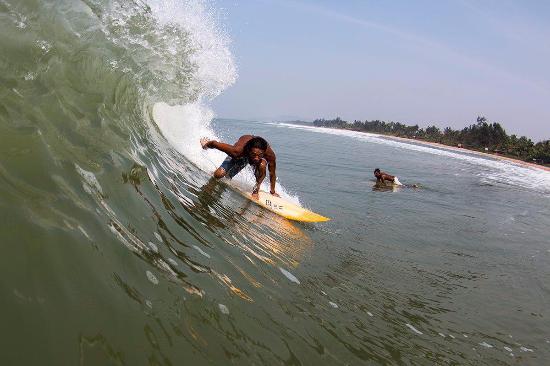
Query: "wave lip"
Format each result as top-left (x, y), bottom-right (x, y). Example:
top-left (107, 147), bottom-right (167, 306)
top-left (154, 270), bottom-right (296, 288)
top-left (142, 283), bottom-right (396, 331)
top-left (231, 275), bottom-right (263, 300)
top-left (152, 102), bottom-right (302, 204)
top-left (147, 0), bottom-right (237, 100)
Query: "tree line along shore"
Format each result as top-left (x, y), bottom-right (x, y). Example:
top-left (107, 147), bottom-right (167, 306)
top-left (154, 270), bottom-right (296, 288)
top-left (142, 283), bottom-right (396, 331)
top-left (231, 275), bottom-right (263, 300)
top-left (311, 117), bottom-right (550, 166)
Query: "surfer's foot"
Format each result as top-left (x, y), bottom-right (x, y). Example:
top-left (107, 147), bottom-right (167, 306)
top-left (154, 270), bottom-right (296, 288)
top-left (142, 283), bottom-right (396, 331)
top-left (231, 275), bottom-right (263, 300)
top-left (251, 192), bottom-right (259, 200)
top-left (200, 137), bottom-right (211, 149)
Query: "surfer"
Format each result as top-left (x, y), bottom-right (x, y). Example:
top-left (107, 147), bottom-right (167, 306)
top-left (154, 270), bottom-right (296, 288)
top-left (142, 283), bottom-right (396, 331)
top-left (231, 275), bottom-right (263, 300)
top-left (374, 168), bottom-right (403, 186)
top-left (200, 135), bottom-right (279, 199)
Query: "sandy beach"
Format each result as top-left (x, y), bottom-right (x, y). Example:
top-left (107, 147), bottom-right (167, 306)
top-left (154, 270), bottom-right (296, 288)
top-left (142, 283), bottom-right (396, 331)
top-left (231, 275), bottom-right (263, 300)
top-left (383, 135), bottom-right (550, 172)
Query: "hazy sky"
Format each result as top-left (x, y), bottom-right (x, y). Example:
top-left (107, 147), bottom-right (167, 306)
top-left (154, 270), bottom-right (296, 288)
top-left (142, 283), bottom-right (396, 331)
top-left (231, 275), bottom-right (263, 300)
top-left (210, 0), bottom-right (550, 140)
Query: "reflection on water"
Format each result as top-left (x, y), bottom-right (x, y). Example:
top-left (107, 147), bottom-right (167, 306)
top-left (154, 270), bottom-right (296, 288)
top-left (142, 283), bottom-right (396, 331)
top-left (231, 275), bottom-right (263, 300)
top-left (3, 114), bottom-right (549, 365)
top-left (1, 0), bottom-right (548, 361)
top-left (118, 162), bottom-right (315, 305)
top-left (104, 140), bottom-right (550, 365)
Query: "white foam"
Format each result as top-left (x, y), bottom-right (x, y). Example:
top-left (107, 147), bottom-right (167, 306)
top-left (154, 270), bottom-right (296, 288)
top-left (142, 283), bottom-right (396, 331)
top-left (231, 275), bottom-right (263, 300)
top-left (141, 1), bottom-right (301, 201)
top-left (479, 342), bottom-right (493, 348)
top-left (329, 301), bottom-right (339, 308)
top-left (153, 102), bottom-right (220, 172)
top-left (78, 226), bottom-right (90, 239)
top-left (36, 40), bottom-right (51, 54)
top-left (146, 270), bottom-right (159, 285)
top-left (148, 242), bottom-right (159, 253)
top-left (148, 0), bottom-right (236, 100)
top-left (75, 164), bottom-right (103, 195)
top-left (143, 0), bottom-right (247, 194)
top-left (405, 323), bottom-right (423, 335)
top-left (279, 267), bottom-right (300, 284)
top-left (218, 303), bottom-right (229, 314)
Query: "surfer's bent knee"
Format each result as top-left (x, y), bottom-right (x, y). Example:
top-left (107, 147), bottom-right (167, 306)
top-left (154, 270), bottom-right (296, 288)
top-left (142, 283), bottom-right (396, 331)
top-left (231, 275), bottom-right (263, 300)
top-left (214, 168), bottom-right (226, 179)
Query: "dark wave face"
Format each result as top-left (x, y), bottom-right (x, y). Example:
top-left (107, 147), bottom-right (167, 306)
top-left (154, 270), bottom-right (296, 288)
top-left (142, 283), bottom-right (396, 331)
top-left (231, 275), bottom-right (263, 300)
top-left (1, 1), bottom-right (322, 364)
top-left (2, 1), bottom-right (550, 365)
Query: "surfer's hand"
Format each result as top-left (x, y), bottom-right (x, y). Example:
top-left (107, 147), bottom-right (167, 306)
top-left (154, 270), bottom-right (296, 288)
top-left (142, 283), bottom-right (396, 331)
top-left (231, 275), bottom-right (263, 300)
top-left (251, 192), bottom-right (259, 200)
top-left (270, 191), bottom-right (280, 197)
top-left (200, 137), bottom-right (211, 149)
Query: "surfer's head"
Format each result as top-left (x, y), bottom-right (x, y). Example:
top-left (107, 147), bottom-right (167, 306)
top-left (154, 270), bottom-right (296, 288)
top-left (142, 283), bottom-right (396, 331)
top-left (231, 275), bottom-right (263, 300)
top-left (244, 137), bottom-right (268, 165)
top-left (374, 168), bottom-right (381, 178)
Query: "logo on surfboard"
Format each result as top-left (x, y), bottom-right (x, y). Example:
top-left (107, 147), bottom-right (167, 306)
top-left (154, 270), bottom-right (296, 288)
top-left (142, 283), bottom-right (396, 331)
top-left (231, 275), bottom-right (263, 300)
top-left (264, 199), bottom-right (284, 210)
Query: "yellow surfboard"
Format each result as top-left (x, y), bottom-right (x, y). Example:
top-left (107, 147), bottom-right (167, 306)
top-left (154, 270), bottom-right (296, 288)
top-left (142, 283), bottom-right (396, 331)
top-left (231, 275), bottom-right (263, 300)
top-left (241, 190), bottom-right (330, 223)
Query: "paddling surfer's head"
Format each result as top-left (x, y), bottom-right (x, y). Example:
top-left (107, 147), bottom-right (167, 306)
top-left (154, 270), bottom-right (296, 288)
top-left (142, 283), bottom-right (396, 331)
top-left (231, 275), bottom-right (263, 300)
top-left (374, 168), bottom-right (381, 178)
top-left (244, 137), bottom-right (268, 165)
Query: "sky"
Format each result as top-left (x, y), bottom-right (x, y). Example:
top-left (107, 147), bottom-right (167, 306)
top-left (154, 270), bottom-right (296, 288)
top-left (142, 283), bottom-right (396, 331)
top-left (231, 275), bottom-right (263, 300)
top-left (210, 0), bottom-right (550, 141)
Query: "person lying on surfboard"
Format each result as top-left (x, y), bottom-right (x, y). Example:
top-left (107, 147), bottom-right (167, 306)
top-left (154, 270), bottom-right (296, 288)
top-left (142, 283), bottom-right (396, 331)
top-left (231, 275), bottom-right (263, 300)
top-left (374, 168), bottom-right (403, 186)
top-left (200, 135), bottom-right (279, 200)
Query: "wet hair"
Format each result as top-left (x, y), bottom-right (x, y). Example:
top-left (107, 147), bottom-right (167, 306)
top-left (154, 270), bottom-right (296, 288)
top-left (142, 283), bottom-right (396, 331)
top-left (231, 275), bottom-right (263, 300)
top-left (244, 136), bottom-right (268, 155)
top-left (374, 168), bottom-right (380, 174)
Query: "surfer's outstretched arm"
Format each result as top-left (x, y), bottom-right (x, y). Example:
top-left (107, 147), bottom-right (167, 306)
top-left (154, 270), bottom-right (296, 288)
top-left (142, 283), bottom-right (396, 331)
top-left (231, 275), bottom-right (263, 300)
top-left (201, 138), bottom-right (238, 158)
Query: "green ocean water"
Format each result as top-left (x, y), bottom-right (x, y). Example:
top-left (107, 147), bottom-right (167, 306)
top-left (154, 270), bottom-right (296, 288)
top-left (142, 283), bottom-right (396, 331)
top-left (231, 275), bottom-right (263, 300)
top-left (2, 1), bottom-right (550, 365)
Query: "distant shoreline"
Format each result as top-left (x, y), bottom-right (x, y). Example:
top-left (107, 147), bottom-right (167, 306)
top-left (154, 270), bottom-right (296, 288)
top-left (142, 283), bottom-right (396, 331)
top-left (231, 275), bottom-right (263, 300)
top-left (383, 134), bottom-right (550, 172)
top-left (288, 122), bottom-right (550, 173)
